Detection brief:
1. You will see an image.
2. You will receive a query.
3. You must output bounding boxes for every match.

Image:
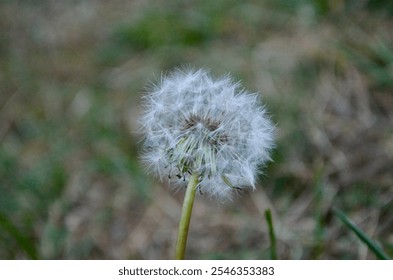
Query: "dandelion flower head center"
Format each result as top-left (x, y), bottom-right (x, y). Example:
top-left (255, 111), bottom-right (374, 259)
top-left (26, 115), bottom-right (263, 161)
top-left (172, 113), bottom-right (228, 178)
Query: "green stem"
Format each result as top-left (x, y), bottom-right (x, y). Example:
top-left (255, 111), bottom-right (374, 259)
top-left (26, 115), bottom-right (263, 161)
top-left (264, 209), bottom-right (277, 260)
top-left (175, 173), bottom-right (199, 260)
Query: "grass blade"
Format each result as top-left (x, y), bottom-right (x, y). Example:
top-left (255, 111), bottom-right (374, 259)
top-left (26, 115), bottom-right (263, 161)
top-left (0, 211), bottom-right (38, 259)
top-left (333, 207), bottom-right (390, 260)
top-left (264, 208), bottom-right (277, 260)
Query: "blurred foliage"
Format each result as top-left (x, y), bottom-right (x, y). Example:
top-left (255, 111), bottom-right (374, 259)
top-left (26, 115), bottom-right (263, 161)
top-left (0, 0), bottom-right (392, 259)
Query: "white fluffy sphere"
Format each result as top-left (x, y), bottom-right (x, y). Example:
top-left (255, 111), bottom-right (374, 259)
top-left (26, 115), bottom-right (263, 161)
top-left (140, 69), bottom-right (274, 200)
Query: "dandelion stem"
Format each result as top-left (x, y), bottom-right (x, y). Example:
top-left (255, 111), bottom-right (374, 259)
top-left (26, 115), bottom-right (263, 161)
top-left (175, 173), bottom-right (199, 260)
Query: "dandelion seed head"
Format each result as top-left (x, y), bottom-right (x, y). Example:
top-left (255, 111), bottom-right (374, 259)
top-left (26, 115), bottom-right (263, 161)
top-left (140, 68), bottom-right (274, 201)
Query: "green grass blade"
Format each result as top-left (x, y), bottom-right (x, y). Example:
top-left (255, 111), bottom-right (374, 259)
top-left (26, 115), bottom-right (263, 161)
top-left (264, 209), bottom-right (277, 260)
top-left (333, 207), bottom-right (390, 260)
top-left (0, 211), bottom-right (39, 259)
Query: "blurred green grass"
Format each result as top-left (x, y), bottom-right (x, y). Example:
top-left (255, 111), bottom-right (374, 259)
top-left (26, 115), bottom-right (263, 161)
top-left (0, 0), bottom-right (392, 259)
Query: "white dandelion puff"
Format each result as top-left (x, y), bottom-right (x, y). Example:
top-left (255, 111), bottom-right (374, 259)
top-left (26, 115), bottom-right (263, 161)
top-left (140, 68), bottom-right (275, 201)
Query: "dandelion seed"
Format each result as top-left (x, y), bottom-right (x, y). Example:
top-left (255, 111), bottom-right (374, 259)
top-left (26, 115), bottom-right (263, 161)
top-left (140, 68), bottom-right (274, 201)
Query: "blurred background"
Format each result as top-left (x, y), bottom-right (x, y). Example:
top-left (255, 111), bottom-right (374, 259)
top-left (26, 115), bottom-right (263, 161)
top-left (0, 0), bottom-right (392, 260)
